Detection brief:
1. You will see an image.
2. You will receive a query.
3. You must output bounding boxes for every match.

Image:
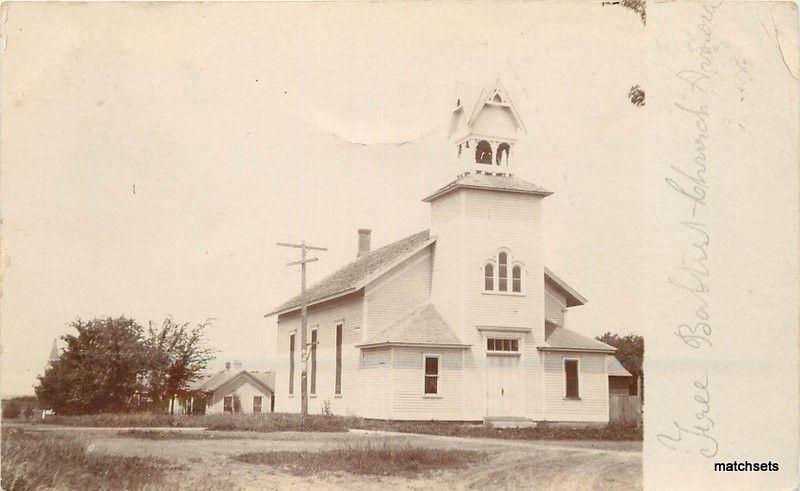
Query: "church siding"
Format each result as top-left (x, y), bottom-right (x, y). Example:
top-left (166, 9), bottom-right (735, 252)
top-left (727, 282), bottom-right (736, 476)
top-left (542, 351), bottom-right (609, 422)
top-left (274, 292), bottom-right (364, 416)
top-left (359, 347), bottom-right (392, 419)
top-left (364, 247), bottom-right (432, 339)
top-left (545, 283), bottom-right (567, 326)
top-left (390, 347), bottom-right (464, 420)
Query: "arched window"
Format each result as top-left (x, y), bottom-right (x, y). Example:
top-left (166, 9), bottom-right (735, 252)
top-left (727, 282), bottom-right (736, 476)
top-left (496, 143), bottom-right (510, 166)
top-left (484, 264), bottom-right (494, 291)
top-left (498, 252), bottom-right (508, 291)
top-left (475, 140), bottom-right (492, 165)
top-left (512, 266), bottom-right (522, 292)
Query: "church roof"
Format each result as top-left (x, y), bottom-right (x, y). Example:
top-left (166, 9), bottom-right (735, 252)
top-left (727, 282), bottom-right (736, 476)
top-left (266, 230), bottom-right (434, 316)
top-left (449, 80), bottom-right (526, 141)
top-left (540, 326), bottom-right (616, 353)
top-left (422, 174), bottom-right (552, 202)
top-left (357, 303), bottom-right (468, 348)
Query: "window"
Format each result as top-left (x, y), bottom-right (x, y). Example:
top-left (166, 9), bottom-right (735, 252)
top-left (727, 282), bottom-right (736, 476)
top-left (310, 328), bottom-right (317, 395)
top-left (482, 250), bottom-right (523, 294)
top-left (484, 263), bottom-right (494, 290)
top-left (475, 140), bottom-right (492, 164)
top-left (289, 334), bottom-right (295, 395)
top-left (498, 252), bottom-right (508, 291)
top-left (253, 396), bottom-right (262, 413)
top-left (223, 396), bottom-right (233, 413)
top-left (565, 359), bottom-right (580, 399)
top-left (334, 323), bottom-right (343, 395)
top-left (487, 338), bottom-right (519, 352)
top-left (424, 356), bottom-right (439, 394)
top-left (496, 142), bottom-right (510, 165)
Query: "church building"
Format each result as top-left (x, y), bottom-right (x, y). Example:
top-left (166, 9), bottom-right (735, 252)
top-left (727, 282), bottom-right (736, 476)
top-left (266, 81), bottom-right (618, 425)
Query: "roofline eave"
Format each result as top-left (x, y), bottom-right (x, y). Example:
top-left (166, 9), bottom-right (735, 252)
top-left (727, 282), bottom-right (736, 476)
top-left (356, 341), bottom-right (470, 349)
top-left (537, 346), bottom-right (616, 354)
top-left (423, 184), bottom-right (553, 203)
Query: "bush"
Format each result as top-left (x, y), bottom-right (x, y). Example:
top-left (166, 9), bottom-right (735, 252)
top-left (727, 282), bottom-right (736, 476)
top-left (2, 401), bottom-right (22, 419)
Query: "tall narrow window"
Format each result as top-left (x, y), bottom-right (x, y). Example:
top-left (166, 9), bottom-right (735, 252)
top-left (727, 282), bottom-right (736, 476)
top-left (484, 263), bottom-right (494, 290)
top-left (424, 356), bottom-right (439, 394)
top-left (223, 396), bottom-right (233, 413)
top-left (565, 359), bottom-right (580, 399)
top-left (498, 252), bottom-right (508, 291)
top-left (496, 142), bottom-right (510, 165)
top-left (334, 323), bottom-right (343, 395)
top-left (512, 266), bottom-right (522, 293)
top-left (310, 329), bottom-right (317, 395)
top-left (253, 396), bottom-right (262, 413)
top-left (289, 334), bottom-right (295, 395)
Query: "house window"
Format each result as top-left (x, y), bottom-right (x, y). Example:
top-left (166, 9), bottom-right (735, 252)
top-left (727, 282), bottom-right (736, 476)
top-left (310, 328), bottom-right (317, 395)
top-left (335, 323), bottom-right (343, 395)
top-left (424, 355), bottom-right (439, 394)
top-left (498, 252), bottom-right (508, 291)
top-left (223, 396), bottom-right (233, 413)
top-left (289, 333), bottom-right (295, 395)
top-left (565, 359), bottom-right (580, 399)
top-left (512, 266), bottom-right (522, 293)
top-left (487, 338), bottom-right (519, 352)
top-left (484, 263), bottom-right (494, 290)
top-left (253, 396), bottom-right (262, 413)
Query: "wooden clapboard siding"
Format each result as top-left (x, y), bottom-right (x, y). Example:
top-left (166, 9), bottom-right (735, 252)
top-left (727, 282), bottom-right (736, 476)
top-left (545, 283), bottom-right (566, 326)
top-left (274, 292), bottom-right (364, 416)
top-left (364, 247), bottom-right (432, 339)
top-left (460, 189), bottom-right (546, 420)
top-left (390, 347), bottom-right (464, 420)
top-left (360, 347), bottom-right (392, 419)
top-left (543, 352), bottom-right (609, 422)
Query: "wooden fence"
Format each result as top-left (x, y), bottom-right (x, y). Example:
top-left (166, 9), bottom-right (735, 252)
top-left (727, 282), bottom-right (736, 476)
top-left (610, 395), bottom-right (641, 426)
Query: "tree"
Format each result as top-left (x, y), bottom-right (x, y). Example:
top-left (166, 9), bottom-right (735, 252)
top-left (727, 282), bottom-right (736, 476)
top-left (36, 317), bottom-right (150, 415)
top-left (144, 317), bottom-right (214, 413)
top-left (596, 332), bottom-right (644, 382)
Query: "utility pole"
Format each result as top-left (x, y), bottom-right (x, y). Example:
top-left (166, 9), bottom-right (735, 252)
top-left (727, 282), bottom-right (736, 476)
top-left (277, 240), bottom-right (327, 418)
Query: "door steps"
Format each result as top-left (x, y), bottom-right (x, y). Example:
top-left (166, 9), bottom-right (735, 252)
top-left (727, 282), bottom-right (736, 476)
top-left (483, 417), bottom-right (537, 428)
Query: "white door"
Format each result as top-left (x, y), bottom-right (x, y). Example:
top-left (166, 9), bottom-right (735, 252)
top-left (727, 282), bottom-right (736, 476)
top-left (486, 355), bottom-right (524, 417)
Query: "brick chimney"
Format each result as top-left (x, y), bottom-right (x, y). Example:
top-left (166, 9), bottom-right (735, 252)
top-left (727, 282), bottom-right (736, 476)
top-left (357, 229), bottom-right (372, 257)
top-left (225, 361), bottom-right (231, 370)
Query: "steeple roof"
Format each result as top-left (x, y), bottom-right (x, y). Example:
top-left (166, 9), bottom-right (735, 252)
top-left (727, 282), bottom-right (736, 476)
top-left (449, 80), bottom-right (526, 142)
top-left (422, 173), bottom-right (551, 202)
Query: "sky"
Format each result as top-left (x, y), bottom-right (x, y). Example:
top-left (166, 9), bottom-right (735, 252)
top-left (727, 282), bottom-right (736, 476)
top-left (1, 2), bottom-right (645, 396)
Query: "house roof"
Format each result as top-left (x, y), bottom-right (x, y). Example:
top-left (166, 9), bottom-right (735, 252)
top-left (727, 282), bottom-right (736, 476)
top-left (266, 230), bottom-right (434, 316)
top-left (544, 266), bottom-right (588, 307)
top-left (540, 326), bottom-right (616, 353)
top-left (188, 369), bottom-right (274, 395)
top-left (422, 174), bottom-right (552, 202)
top-left (607, 356), bottom-right (633, 377)
top-left (357, 303), bottom-right (468, 348)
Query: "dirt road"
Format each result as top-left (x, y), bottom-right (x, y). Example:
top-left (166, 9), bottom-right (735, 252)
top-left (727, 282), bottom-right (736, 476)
top-left (19, 425), bottom-right (642, 490)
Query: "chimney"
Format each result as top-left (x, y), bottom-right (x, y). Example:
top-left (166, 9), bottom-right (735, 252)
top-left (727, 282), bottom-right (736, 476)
top-left (233, 360), bottom-right (243, 370)
top-left (225, 361), bottom-right (231, 371)
top-left (357, 229), bottom-right (372, 257)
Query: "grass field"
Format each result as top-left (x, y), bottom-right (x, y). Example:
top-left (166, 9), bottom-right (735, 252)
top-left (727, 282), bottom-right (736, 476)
top-left (0, 427), bottom-right (180, 491)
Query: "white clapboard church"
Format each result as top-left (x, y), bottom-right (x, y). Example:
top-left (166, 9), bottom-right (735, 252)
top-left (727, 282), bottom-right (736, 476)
top-left (267, 81), bottom-right (619, 425)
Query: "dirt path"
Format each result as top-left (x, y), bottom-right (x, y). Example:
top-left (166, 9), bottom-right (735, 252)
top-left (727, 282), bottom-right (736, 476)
top-left (14, 425), bottom-right (642, 490)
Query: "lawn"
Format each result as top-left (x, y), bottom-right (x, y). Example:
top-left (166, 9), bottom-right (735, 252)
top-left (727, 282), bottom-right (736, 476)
top-left (26, 412), bottom-right (642, 441)
top-left (0, 427), bottom-right (180, 491)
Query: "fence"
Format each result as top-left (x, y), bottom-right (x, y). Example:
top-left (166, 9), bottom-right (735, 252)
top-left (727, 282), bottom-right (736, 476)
top-left (609, 395), bottom-right (641, 426)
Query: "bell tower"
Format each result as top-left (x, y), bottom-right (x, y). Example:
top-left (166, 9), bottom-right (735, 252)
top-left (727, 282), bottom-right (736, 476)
top-left (448, 80), bottom-right (526, 177)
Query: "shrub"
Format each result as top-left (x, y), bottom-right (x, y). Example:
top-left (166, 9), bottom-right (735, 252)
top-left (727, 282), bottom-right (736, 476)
top-left (2, 401), bottom-right (22, 419)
